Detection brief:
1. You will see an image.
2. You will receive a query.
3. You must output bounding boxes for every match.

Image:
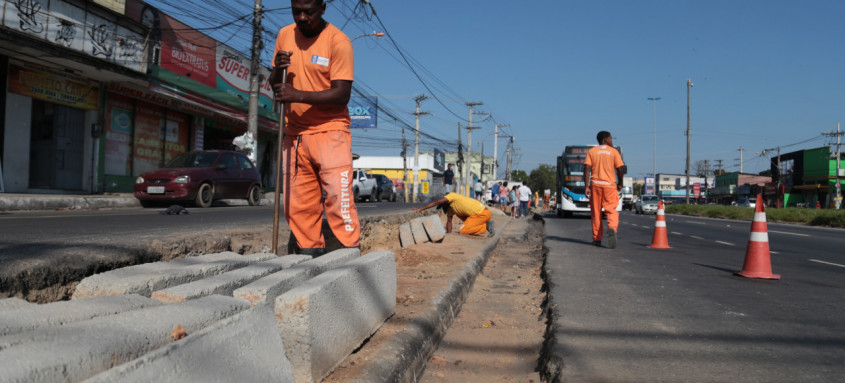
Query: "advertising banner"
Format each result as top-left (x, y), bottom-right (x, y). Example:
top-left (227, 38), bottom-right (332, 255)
top-left (348, 96), bottom-right (378, 129)
top-left (133, 101), bottom-right (165, 175)
top-left (216, 43), bottom-right (274, 111)
top-left (7, 63), bottom-right (99, 110)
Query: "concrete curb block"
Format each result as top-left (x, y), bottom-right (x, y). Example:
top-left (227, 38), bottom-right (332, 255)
top-left (410, 218), bottom-right (430, 244)
top-left (421, 214), bottom-right (446, 242)
top-left (151, 254), bottom-right (311, 304)
top-left (350, 219), bottom-right (513, 383)
top-left (72, 252), bottom-right (276, 299)
top-left (0, 295), bottom-right (249, 383)
top-left (399, 223), bottom-right (414, 248)
top-left (83, 306), bottom-right (296, 383)
top-left (233, 248), bottom-right (360, 307)
top-left (275, 250), bottom-right (396, 383)
top-left (0, 294), bottom-right (160, 336)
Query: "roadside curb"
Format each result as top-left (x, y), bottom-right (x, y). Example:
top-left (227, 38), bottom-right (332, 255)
top-left (351, 218), bottom-right (516, 382)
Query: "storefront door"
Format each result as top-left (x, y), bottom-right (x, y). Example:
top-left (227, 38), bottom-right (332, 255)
top-left (29, 101), bottom-right (85, 190)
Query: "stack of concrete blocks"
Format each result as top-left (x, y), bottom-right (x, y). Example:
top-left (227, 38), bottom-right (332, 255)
top-left (0, 248), bottom-right (398, 382)
top-left (400, 214), bottom-right (447, 247)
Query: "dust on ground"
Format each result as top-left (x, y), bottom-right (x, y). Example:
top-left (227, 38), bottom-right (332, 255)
top-left (325, 213), bottom-right (548, 383)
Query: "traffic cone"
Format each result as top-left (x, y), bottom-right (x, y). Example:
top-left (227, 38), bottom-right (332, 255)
top-left (648, 201), bottom-right (671, 249)
top-left (735, 194), bottom-right (780, 279)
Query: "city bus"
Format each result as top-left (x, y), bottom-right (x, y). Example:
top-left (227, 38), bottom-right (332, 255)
top-left (555, 145), bottom-right (627, 217)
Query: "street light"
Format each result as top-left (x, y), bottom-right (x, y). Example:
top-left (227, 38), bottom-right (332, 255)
top-left (351, 31), bottom-right (384, 41)
top-left (648, 97), bottom-right (661, 190)
top-left (685, 78), bottom-right (694, 204)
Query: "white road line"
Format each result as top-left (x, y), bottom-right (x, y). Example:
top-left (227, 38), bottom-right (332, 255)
top-left (685, 221), bottom-right (706, 225)
top-left (770, 251), bottom-right (780, 254)
top-left (641, 225), bottom-right (651, 229)
top-left (809, 259), bottom-right (845, 268)
top-left (671, 232), bottom-right (683, 235)
top-left (691, 236), bottom-right (704, 240)
top-left (715, 241), bottom-right (735, 246)
top-left (769, 230), bottom-right (810, 237)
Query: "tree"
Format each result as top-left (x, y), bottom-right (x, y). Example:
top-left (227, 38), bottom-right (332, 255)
top-left (527, 164), bottom-right (555, 192)
top-left (510, 170), bottom-right (528, 183)
top-left (758, 169), bottom-right (772, 177)
top-left (713, 169), bottom-right (727, 176)
top-left (694, 160), bottom-right (709, 177)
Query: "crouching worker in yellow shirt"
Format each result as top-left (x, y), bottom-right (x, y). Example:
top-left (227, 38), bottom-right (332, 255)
top-left (413, 193), bottom-right (493, 237)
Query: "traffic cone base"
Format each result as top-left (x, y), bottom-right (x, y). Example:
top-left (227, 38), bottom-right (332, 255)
top-left (648, 201), bottom-right (671, 249)
top-left (735, 193), bottom-right (780, 280)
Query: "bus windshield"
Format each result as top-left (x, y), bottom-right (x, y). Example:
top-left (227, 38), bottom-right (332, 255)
top-left (562, 146), bottom-right (589, 194)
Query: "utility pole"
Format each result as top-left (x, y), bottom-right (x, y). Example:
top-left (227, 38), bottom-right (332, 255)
top-left (246, 0), bottom-right (263, 165)
top-left (505, 137), bottom-right (515, 181)
top-left (402, 127), bottom-right (408, 203)
top-left (822, 123), bottom-right (843, 209)
top-left (648, 97), bottom-right (661, 180)
top-left (685, 78), bottom-right (693, 204)
top-left (412, 95), bottom-right (428, 202)
top-left (704, 159), bottom-right (709, 203)
top-left (494, 124), bottom-right (509, 180)
top-left (457, 123), bottom-right (464, 193)
top-left (737, 147), bottom-right (744, 173)
top-left (465, 102), bottom-right (483, 196)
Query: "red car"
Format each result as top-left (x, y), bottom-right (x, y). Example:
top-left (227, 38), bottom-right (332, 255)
top-left (134, 150), bottom-right (262, 208)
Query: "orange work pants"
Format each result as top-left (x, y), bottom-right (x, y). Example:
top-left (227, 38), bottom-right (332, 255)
top-left (589, 185), bottom-right (619, 241)
top-left (460, 208), bottom-right (492, 235)
top-left (283, 130), bottom-right (360, 249)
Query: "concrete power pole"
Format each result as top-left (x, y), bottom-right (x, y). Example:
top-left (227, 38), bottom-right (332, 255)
top-left (412, 95), bottom-right (428, 202)
top-left (465, 102), bottom-right (483, 196)
top-left (685, 78), bottom-right (693, 205)
top-left (494, 124), bottom-right (509, 180)
top-left (402, 127), bottom-right (408, 203)
top-left (246, 0), bottom-right (263, 165)
top-left (737, 147), bottom-right (745, 173)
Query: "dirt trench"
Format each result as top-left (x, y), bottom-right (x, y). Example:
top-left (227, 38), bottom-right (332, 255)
top-left (4, 212), bottom-right (414, 303)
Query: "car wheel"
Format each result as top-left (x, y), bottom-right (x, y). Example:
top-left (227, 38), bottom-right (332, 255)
top-left (195, 183), bottom-right (214, 208)
top-left (353, 187), bottom-right (360, 203)
top-left (370, 188), bottom-right (377, 202)
top-left (247, 185), bottom-right (262, 206)
top-left (391, 192), bottom-right (397, 202)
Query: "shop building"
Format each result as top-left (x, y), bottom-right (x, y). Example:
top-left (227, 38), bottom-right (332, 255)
top-left (769, 146), bottom-right (844, 208)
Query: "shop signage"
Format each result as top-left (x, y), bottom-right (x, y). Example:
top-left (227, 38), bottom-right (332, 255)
top-left (92, 0), bottom-right (126, 15)
top-left (8, 63), bottom-right (99, 109)
top-left (1, 0), bottom-right (146, 73)
top-left (216, 43), bottom-right (275, 111)
top-left (349, 95), bottom-right (378, 129)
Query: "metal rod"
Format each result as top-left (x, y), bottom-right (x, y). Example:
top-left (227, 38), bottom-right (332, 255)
top-left (272, 68), bottom-right (287, 255)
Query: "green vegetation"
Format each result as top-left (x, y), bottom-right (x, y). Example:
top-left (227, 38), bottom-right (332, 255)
top-left (665, 205), bottom-right (845, 228)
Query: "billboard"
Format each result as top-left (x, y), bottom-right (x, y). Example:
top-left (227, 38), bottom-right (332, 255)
top-left (348, 96), bottom-right (377, 129)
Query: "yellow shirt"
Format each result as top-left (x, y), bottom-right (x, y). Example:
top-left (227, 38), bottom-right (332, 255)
top-left (443, 192), bottom-right (486, 219)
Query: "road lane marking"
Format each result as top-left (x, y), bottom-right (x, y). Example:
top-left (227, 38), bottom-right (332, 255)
top-left (685, 221), bottom-right (706, 224)
top-left (691, 236), bottom-right (704, 240)
top-left (809, 259), bottom-right (845, 268)
top-left (715, 241), bottom-right (735, 246)
top-left (769, 230), bottom-right (810, 237)
top-left (770, 251), bottom-right (780, 254)
top-left (671, 232), bottom-right (683, 235)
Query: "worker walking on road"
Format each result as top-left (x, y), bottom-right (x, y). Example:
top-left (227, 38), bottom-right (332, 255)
top-left (584, 131), bottom-right (625, 249)
top-left (269, 0), bottom-right (359, 257)
top-left (413, 193), bottom-right (493, 237)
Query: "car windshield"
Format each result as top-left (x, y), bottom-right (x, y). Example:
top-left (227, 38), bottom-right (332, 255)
top-left (164, 152), bottom-right (219, 168)
top-left (642, 196), bottom-right (658, 203)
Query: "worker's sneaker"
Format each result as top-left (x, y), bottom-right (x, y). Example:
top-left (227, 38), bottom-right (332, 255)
top-left (607, 228), bottom-right (617, 249)
top-left (592, 240), bottom-right (602, 247)
top-left (486, 220), bottom-right (495, 237)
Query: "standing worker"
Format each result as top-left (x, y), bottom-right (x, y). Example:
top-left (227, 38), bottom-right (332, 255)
top-left (269, 0), bottom-right (359, 257)
top-left (443, 164), bottom-right (455, 193)
top-left (518, 183), bottom-right (532, 218)
top-left (584, 131), bottom-right (625, 249)
top-left (413, 193), bottom-right (493, 237)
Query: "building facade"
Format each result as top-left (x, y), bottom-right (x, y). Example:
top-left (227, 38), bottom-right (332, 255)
top-left (769, 146), bottom-right (844, 208)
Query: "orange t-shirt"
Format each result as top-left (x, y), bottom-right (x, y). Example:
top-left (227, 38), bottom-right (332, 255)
top-left (273, 23), bottom-right (353, 136)
top-left (584, 145), bottom-right (624, 186)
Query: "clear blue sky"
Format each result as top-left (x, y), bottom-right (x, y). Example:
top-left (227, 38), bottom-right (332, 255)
top-left (150, 0), bottom-right (845, 179)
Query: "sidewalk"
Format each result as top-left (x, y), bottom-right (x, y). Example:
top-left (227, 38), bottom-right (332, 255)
top-left (0, 193), bottom-right (274, 212)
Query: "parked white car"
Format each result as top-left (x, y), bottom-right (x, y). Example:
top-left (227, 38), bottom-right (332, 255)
top-left (352, 170), bottom-right (378, 202)
top-left (736, 197), bottom-right (757, 208)
top-left (635, 195), bottom-right (660, 215)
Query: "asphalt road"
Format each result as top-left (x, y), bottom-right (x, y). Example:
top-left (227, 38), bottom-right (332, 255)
top-left (543, 210), bottom-right (845, 383)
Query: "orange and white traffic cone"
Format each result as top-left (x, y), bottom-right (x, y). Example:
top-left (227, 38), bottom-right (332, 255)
top-left (735, 194), bottom-right (780, 279)
top-left (648, 201), bottom-right (671, 249)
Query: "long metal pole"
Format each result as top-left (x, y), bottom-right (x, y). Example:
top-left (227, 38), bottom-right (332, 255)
top-left (247, 0), bottom-right (263, 165)
top-left (271, 68), bottom-right (287, 255)
top-left (685, 79), bottom-right (693, 204)
top-left (836, 122), bottom-right (842, 209)
top-left (648, 97), bottom-right (660, 180)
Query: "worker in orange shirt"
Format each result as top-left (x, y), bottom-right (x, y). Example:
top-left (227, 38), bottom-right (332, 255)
top-left (269, 0), bottom-right (358, 257)
top-left (413, 193), bottom-right (493, 237)
top-left (584, 131), bottom-right (625, 249)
